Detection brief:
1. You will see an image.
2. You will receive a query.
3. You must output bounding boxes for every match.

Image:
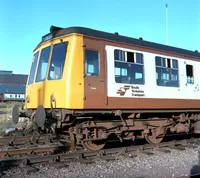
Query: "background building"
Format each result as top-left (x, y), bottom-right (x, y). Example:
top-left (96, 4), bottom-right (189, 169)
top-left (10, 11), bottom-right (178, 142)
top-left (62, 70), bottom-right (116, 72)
top-left (0, 70), bottom-right (28, 101)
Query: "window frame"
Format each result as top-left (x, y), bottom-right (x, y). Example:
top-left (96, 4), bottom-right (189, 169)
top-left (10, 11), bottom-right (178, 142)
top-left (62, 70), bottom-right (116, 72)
top-left (27, 51), bottom-right (40, 85)
top-left (155, 56), bottom-right (179, 87)
top-left (84, 49), bottom-right (100, 77)
top-left (35, 46), bottom-right (51, 83)
top-left (186, 64), bottom-right (194, 84)
top-left (114, 49), bottom-right (145, 85)
top-left (47, 42), bottom-right (68, 81)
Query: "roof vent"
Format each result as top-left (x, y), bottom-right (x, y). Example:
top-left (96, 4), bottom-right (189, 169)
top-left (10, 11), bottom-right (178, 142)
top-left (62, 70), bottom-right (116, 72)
top-left (114, 32), bottom-right (119, 35)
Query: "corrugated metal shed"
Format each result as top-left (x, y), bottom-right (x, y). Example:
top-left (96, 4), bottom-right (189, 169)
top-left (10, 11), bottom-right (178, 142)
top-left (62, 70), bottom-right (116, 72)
top-left (0, 84), bottom-right (26, 93)
top-left (0, 71), bottom-right (28, 101)
top-left (0, 74), bottom-right (28, 84)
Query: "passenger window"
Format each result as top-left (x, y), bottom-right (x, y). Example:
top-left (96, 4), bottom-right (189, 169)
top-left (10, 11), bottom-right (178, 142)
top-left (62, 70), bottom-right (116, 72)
top-left (172, 59), bottom-right (178, 69)
top-left (136, 53), bottom-right (143, 64)
top-left (186, 64), bottom-right (194, 84)
top-left (155, 56), bottom-right (162, 66)
top-left (127, 52), bottom-right (134, 63)
top-left (114, 50), bottom-right (125, 61)
top-left (85, 50), bottom-right (99, 76)
top-left (167, 58), bottom-right (171, 68)
top-left (48, 42), bottom-right (67, 80)
top-left (114, 49), bottom-right (144, 85)
top-left (155, 57), bottom-right (179, 87)
top-left (36, 46), bottom-right (51, 82)
top-left (28, 52), bottom-right (39, 85)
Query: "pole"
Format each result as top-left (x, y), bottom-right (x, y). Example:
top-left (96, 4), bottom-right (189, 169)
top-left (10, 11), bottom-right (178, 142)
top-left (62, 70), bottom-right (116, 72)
top-left (166, 4), bottom-right (168, 45)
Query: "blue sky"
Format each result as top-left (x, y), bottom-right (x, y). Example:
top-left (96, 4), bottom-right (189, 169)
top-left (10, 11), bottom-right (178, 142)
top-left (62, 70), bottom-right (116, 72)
top-left (0, 0), bottom-right (200, 74)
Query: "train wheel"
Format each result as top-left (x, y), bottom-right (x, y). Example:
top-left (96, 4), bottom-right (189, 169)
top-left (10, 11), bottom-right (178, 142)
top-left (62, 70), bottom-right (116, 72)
top-left (60, 132), bottom-right (76, 151)
top-left (145, 135), bottom-right (164, 144)
top-left (77, 121), bottom-right (106, 151)
top-left (82, 140), bottom-right (105, 151)
top-left (145, 128), bottom-right (166, 144)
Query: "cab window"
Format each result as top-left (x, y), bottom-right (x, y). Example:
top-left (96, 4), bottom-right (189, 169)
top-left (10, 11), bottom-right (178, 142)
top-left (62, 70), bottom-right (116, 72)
top-left (36, 46), bottom-right (51, 82)
top-left (28, 51), bottom-right (39, 85)
top-left (48, 42), bottom-right (67, 80)
top-left (85, 50), bottom-right (99, 76)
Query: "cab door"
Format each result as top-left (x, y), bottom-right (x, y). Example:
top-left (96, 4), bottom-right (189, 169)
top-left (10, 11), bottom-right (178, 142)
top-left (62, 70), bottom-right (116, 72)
top-left (83, 38), bottom-right (107, 108)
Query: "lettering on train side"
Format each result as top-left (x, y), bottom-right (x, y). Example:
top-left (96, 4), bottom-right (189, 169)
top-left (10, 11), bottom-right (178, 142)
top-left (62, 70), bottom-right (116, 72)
top-left (116, 85), bottom-right (145, 97)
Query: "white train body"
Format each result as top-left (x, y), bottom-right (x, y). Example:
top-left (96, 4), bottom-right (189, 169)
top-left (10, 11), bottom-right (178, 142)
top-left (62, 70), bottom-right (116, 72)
top-left (106, 45), bottom-right (199, 100)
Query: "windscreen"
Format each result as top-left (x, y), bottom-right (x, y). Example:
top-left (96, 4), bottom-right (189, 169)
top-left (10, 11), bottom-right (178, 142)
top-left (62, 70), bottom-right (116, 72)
top-left (35, 46), bottom-right (51, 82)
top-left (28, 52), bottom-right (39, 85)
top-left (48, 42), bottom-right (67, 80)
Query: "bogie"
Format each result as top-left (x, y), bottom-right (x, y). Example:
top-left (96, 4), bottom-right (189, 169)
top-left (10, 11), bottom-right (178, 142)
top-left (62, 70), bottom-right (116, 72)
top-left (13, 105), bottom-right (200, 150)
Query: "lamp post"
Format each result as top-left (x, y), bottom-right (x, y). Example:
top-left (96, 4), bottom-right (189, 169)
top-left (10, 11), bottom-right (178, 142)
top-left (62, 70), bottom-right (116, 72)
top-left (166, 4), bottom-right (168, 45)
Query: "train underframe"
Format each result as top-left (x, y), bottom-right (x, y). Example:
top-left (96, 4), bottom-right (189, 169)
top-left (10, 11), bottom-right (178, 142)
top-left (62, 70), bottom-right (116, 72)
top-left (12, 105), bottom-right (200, 151)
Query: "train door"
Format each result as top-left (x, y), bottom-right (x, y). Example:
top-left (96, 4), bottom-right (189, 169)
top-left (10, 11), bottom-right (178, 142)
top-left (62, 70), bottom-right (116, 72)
top-left (185, 61), bottom-right (197, 99)
top-left (194, 62), bottom-right (200, 99)
top-left (83, 38), bottom-right (107, 108)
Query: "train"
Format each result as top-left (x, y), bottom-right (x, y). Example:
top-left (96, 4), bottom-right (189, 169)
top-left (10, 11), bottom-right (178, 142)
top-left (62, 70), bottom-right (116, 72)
top-left (12, 25), bottom-right (200, 151)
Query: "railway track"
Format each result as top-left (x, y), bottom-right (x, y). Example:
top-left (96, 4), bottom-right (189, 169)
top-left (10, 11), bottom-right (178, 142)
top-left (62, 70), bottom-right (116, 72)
top-left (0, 133), bottom-right (58, 149)
top-left (0, 132), bottom-right (195, 157)
top-left (0, 143), bottom-right (64, 158)
top-left (1, 136), bottom-right (200, 176)
top-left (0, 133), bottom-right (200, 177)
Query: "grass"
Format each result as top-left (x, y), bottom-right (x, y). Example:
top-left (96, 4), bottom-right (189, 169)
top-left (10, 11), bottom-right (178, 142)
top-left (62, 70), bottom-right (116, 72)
top-left (0, 101), bottom-right (23, 135)
top-left (0, 122), bottom-right (14, 135)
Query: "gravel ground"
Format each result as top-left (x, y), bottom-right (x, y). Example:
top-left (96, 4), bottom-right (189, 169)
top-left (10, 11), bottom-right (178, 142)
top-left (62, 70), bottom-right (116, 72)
top-left (2, 145), bottom-right (200, 178)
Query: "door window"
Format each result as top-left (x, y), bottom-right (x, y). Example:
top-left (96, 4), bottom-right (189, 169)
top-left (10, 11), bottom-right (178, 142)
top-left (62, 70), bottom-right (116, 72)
top-left (85, 50), bottom-right (99, 76)
top-left (186, 64), bottom-right (194, 84)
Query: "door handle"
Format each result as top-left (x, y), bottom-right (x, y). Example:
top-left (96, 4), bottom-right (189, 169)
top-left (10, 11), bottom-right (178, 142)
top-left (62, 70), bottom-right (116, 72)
top-left (197, 84), bottom-right (199, 91)
top-left (100, 79), bottom-right (104, 82)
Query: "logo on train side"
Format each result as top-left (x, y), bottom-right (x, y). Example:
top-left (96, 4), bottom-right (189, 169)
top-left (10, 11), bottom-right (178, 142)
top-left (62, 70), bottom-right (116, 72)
top-left (116, 85), bottom-right (130, 96)
top-left (116, 85), bottom-right (145, 97)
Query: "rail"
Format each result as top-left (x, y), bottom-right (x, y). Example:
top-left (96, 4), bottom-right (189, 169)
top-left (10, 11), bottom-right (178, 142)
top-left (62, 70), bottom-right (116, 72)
top-left (0, 137), bottom-right (200, 173)
top-left (0, 134), bottom-right (200, 177)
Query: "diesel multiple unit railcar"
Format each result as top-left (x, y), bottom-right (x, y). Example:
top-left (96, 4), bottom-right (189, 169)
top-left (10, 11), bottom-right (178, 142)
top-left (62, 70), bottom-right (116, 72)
top-left (12, 25), bottom-right (200, 150)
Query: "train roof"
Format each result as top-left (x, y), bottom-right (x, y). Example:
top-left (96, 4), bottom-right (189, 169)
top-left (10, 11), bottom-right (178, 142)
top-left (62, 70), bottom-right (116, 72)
top-left (40, 25), bottom-right (200, 58)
